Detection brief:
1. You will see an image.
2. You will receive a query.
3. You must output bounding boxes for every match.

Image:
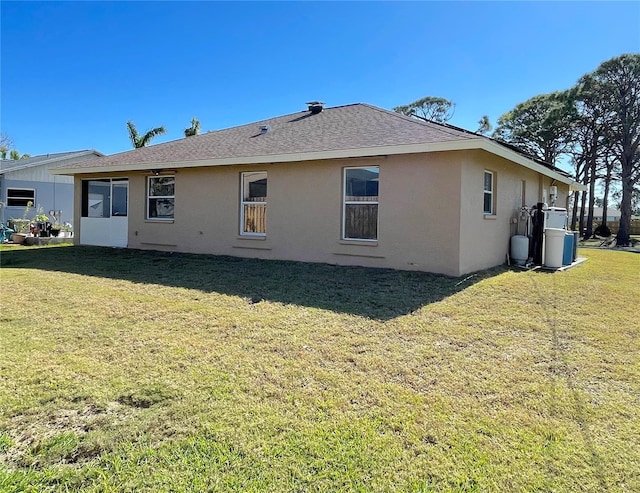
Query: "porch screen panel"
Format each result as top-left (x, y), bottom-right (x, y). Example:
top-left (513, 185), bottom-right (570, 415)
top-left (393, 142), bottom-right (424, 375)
top-left (82, 179), bottom-right (111, 218)
top-left (112, 181), bottom-right (128, 217)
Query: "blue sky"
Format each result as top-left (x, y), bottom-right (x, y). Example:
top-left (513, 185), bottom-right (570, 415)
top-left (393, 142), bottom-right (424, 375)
top-left (1, 1), bottom-right (638, 158)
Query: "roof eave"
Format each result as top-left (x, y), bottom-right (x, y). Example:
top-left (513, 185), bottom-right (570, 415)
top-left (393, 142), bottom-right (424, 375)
top-left (477, 140), bottom-right (584, 189)
top-left (51, 140), bottom-right (582, 188)
top-left (50, 142), bottom-right (469, 175)
top-left (1, 150), bottom-right (103, 175)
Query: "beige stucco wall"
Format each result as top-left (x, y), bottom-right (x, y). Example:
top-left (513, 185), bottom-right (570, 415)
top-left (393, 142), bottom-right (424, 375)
top-left (74, 153), bottom-right (465, 276)
top-left (72, 150), bottom-right (569, 277)
top-left (458, 150), bottom-right (569, 274)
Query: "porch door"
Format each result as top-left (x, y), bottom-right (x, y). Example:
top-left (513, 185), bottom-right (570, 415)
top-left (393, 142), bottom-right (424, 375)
top-left (80, 179), bottom-right (128, 247)
top-left (110, 180), bottom-right (128, 247)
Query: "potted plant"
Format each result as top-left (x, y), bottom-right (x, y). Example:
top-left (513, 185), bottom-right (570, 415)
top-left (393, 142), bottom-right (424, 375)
top-left (50, 222), bottom-right (61, 237)
top-left (9, 201), bottom-right (32, 244)
top-left (61, 222), bottom-right (73, 237)
top-left (33, 206), bottom-right (50, 237)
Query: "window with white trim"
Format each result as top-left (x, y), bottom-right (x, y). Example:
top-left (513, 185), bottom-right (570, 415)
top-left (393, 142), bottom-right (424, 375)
top-left (241, 171), bottom-right (267, 235)
top-left (147, 176), bottom-right (175, 220)
top-left (343, 166), bottom-right (379, 240)
top-left (483, 170), bottom-right (495, 215)
top-left (7, 188), bottom-right (35, 207)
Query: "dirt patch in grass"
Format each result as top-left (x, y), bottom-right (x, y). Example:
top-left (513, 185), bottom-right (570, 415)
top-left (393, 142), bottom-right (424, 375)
top-left (117, 383), bottom-right (180, 409)
top-left (0, 400), bottom-right (136, 468)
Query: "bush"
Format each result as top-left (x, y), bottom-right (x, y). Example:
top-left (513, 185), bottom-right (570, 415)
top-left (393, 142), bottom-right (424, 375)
top-left (594, 224), bottom-right (612, 237)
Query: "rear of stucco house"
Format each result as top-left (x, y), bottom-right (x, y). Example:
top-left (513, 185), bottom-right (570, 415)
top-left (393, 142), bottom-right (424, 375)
top-left (53, 103), bottom-right (579, 277)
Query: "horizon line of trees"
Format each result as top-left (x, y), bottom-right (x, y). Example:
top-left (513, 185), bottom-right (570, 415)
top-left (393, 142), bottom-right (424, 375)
top-left (0, 133), bottom-right (30, 160)
top-left (394, 53), bottom-right (639, 246)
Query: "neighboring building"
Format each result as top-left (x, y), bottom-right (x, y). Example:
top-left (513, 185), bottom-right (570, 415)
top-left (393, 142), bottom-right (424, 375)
top-left (1, 150), bottom-right (103, 226)
top-left (571, 207), bottom-right (640, 234)
top-left (571, 207), bottom-right (627, 223)
top-left (52, 103), bottom-right (583, 276)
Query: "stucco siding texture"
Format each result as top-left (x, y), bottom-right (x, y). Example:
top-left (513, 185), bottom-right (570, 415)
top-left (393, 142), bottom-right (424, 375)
top-left (458, 150), bottom-right (570, 274)
top-left (102, 153), bottom-right (464, 276)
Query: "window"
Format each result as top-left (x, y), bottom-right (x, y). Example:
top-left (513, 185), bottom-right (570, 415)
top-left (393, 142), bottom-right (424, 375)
top-left (241, 171), bottom-right (267, 235)
top-left (82, 180), bottom-right (110, 217)
top-left (7, 188), bottom-right (35, 207)
top-left (112, 180), bottom-right (128, 217)
top-left (81, 179), bottom-right (129, 218)
top-left (147, 176), bottom-right (175, 220)
top-left (343, 166), bottom-right (379, 240)
top-left (483, 170), bottom-right (494, 215)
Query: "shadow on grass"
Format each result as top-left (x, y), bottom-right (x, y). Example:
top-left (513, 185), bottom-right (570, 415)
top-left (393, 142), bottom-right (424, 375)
top-left (0, 246), bottom-right (506, 320)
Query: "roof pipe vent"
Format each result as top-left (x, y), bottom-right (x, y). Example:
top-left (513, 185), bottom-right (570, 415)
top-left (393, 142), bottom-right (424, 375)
top-left (306, 101), bottom-right (324, 114)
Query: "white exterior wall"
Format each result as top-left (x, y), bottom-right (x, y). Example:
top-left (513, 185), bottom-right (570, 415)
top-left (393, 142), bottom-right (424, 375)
top-left (1, 153), bottom-right (101, 225)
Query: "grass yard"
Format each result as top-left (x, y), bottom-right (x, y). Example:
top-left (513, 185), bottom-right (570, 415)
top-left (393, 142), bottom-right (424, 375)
top-left (0, 245), bottom-right (638, 492)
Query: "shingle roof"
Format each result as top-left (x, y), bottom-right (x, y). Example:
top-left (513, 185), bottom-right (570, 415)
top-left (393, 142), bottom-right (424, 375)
top-left (55, 103), bottom-right (482, 172)
top-left (48, 103), bottom-right (580, 187)
top-left (0, 150), bottom-right (103, 174)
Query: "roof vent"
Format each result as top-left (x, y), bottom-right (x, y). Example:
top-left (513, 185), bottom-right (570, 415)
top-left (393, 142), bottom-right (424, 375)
top-left (306, 101), bottom-right (324, 114)
top-left (259, 124), bottom-right (271, 134)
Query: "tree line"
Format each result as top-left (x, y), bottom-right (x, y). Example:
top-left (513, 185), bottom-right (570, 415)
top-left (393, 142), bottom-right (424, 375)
top-left (394, 54), bottom-right (639, 246)
top-left (0, 133), bottom-right (30, 160)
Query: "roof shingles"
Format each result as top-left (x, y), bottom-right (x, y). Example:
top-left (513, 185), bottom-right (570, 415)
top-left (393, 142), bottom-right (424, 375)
top-left (58, 103), bottom-right (481, 171)
top-left (0, 150), bottom-right (101, 174)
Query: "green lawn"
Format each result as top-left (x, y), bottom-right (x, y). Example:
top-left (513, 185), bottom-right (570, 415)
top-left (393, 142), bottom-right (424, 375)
top-left (0, 246), bottom-right (638, 492)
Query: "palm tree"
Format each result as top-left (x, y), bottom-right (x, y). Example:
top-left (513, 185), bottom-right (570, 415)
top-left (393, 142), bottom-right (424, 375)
top-left (3, 148), bottom-right (29, 160)
top-left (126, 121), bottom-right (166, 148)
top-left (184, 117), bottom-right (201, 137)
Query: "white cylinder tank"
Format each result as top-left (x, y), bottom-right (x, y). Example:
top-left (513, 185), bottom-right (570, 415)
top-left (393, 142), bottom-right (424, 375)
top-left (544, 228), bottom-right (566, 268)
top-left (511, 235), bottom-right (529, 265)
